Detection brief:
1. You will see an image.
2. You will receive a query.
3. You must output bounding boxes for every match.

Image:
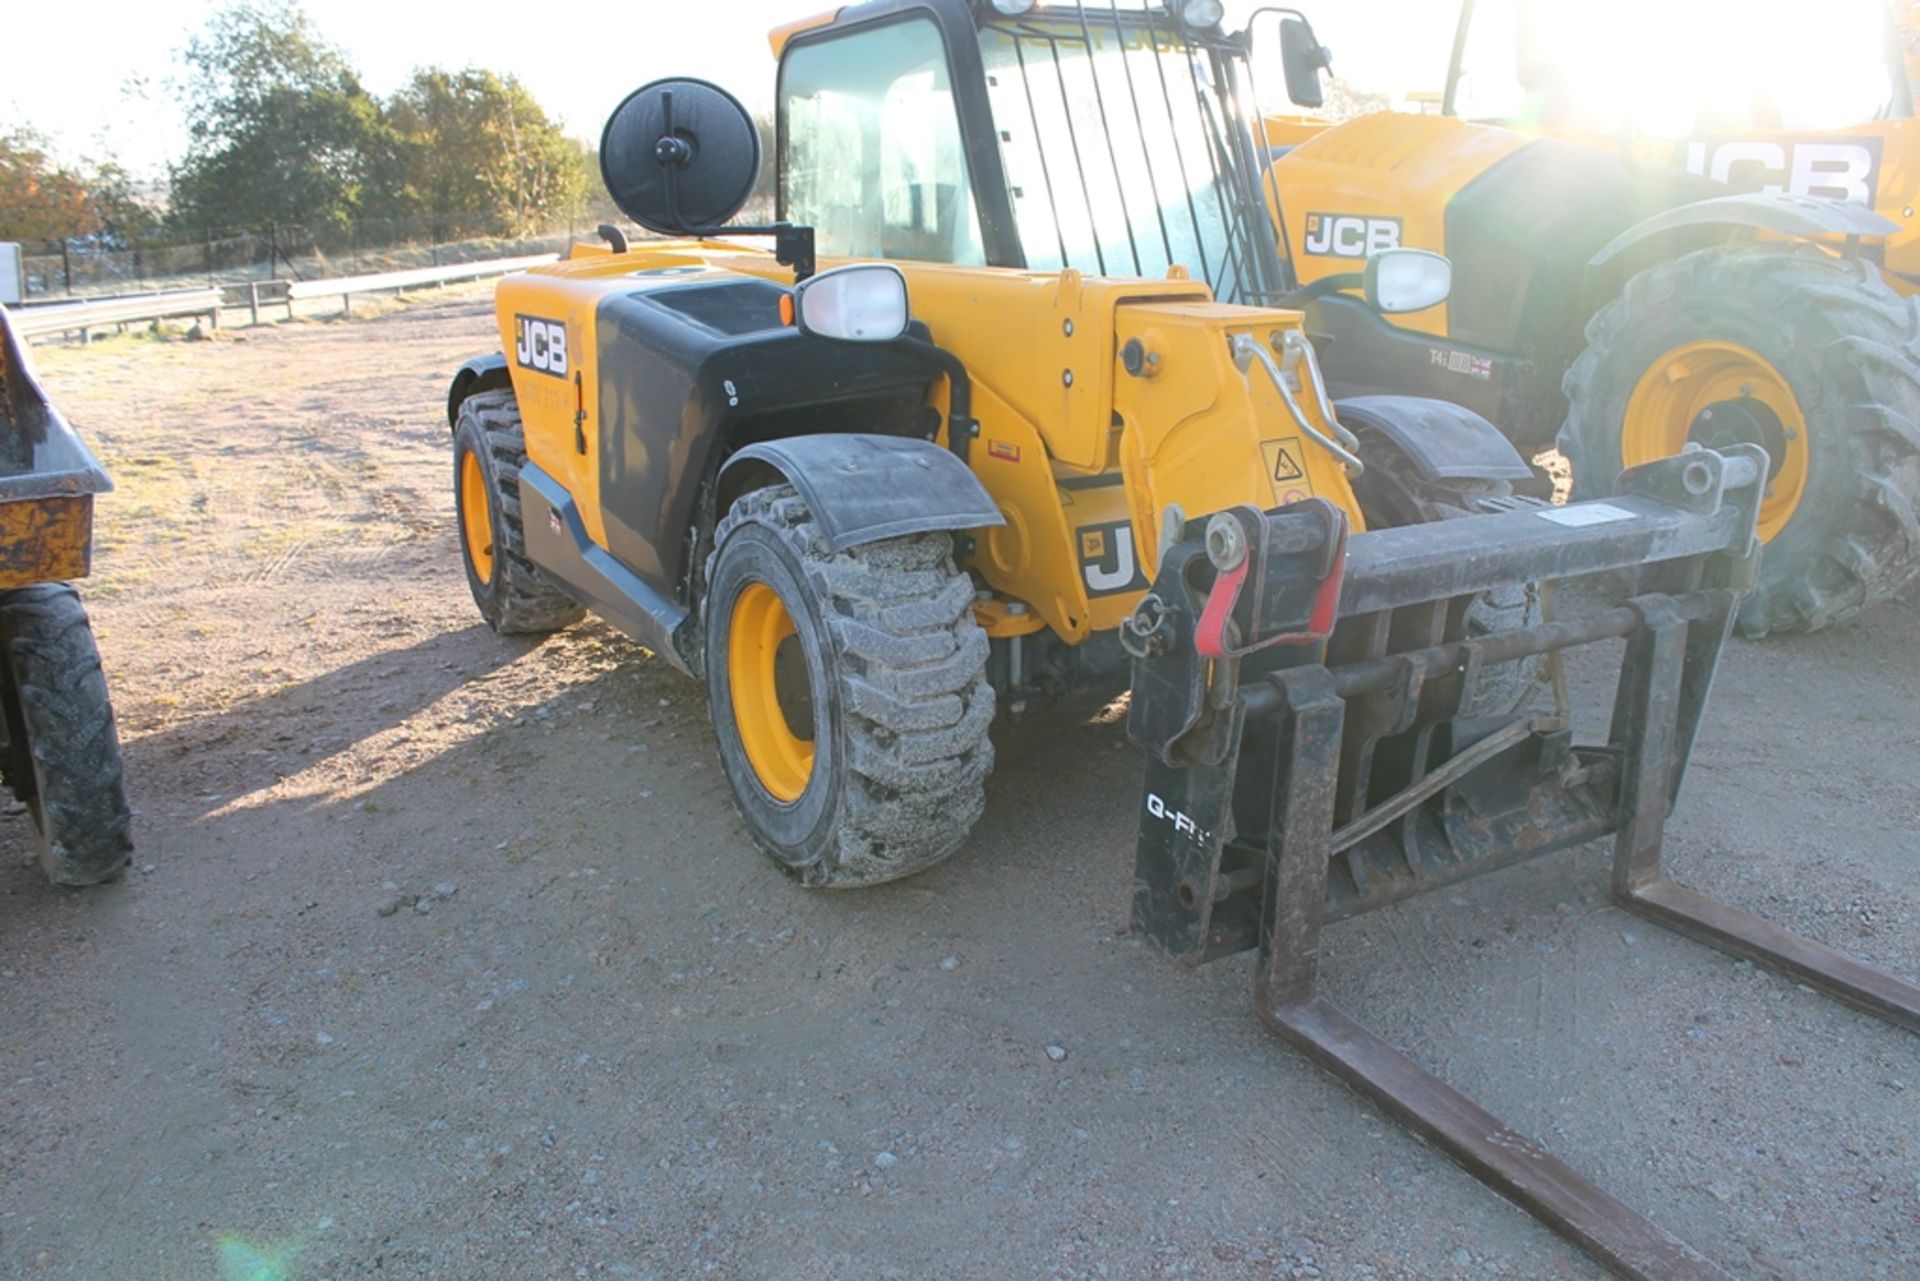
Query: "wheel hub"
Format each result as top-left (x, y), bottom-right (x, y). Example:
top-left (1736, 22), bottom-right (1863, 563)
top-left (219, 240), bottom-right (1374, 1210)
top-left (727, 581), bottom-right (816, 803)
top-left (1689, 397), bottom-right (1787, 483)
top-left (1622, 340), bottom-right (1809, 543)
top-left (772, 633), bottom-right (814, 741)
top-left (459, 450), bottom-right (496, 582)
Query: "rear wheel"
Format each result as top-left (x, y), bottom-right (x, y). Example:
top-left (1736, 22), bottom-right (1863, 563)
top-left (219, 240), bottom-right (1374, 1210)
top-left (1561, 245), bottom-right (1920, 636)
top-left (452, 390), bottom-right (584, 635)
top-left (0, 584), bottom-right (132, 886)
top-left (704, 484), bottom-right (994, 888)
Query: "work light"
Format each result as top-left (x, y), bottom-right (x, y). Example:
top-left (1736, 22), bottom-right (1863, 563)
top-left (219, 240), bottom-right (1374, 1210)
top-left (1173, 0), bottom-right (1226, 29)
top-left (987, 0), bottom-right (1038, 14)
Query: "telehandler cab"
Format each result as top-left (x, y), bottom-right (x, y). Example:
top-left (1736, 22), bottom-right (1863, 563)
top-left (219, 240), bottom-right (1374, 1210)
top-left (444, 3), bottom-right (1920, 1276)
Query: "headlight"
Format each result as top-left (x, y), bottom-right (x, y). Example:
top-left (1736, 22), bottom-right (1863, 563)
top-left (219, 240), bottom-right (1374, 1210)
top-left (1173, 0), bottom-right (1226, 29)
top-left (987, 0), bottom-right (1038, 14)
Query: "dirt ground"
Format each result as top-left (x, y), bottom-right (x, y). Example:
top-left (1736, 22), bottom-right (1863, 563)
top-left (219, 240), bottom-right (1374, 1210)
top-left (2, 290), bottom-right (1916, 1280)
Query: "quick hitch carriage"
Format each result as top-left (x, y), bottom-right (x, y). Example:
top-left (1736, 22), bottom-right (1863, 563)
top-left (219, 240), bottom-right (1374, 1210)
top-left (1125, 445), bottom-right (1920, 1281)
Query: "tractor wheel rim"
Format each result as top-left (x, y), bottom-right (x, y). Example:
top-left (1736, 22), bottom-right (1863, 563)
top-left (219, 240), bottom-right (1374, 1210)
top-left (1623, 340), bottom-right (1809, 542)
top-left (459, 451), bottom-right (496, 583)
top-left (728, 581), bottom-right (815, 803)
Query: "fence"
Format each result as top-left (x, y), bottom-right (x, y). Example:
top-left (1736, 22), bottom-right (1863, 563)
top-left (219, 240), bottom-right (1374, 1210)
top-left (8, 253), bottom-right (568, 344)
top-left (15, 199), bottom-right (779, 302)
top-left (18, 199), bottom-right (785, 301)
top-left (15, 216), bottom-right (578, 302)
top-left (7, 289), bottom-right (225, 342)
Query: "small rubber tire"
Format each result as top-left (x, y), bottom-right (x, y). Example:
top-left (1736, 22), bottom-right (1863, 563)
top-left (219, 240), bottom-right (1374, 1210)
top-left (1561, 245), bottom-right (1920, 637)
top-left (452, 389), bottom-right (585, 635)
top-left (0, 583), bottom-right (133, 886)
top-left (704, 484), bottom-right (994, 888)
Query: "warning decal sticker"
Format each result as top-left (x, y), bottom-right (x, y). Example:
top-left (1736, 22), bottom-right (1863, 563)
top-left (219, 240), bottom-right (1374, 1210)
top-left (1262, 436), bottom-right (1316, 506)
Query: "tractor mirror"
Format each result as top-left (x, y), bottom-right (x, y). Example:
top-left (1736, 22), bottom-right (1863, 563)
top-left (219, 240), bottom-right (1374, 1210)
top-left (793, 265), bottom-right (911, 343)
top-left (1365, 249), bottom-right (1452, 314)
top-left (600, 78), bottom-right (762, 235)
top-left (1279, 18), bottom-right (1331, 109)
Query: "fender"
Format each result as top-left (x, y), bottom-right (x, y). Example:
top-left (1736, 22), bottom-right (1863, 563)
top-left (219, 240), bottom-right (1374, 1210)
top-left (1589, 192), bottom-right (1898, 276)
top-left (1335, 396), bottom-right (1531, 485)
top-left (719, 434), bottom-right (1004, 554)
top-left (446, 352), bottom-right (509, 428)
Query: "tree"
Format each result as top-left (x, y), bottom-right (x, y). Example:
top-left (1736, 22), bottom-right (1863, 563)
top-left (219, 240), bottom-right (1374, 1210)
top-left (383, 69), bottom-right (590, 240)
top-left (0, 127), bottom-right (159, 246)
top-left (0, 128), bottom-right (93, 242)
top-left (168, 1), bottom-right (390, 235)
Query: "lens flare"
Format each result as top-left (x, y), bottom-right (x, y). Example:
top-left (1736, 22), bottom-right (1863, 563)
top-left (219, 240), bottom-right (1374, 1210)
top-left (1456, 0), bottom-right (1896, 136)
top-left (215, 1234), bottom-right (302, 1281)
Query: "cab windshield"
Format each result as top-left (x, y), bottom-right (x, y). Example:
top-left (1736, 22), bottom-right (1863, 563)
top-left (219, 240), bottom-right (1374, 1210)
top-left (779, 6), bottom-right (1279, 302)
top-left (976, 11), bottom-right (1274, 302)
top-left (1451, 0), bottom-right (1905, 135)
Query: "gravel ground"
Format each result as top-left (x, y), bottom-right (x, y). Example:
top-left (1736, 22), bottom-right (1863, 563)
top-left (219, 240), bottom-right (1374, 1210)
top-left (1, 290), bottom-right (1915, 1280)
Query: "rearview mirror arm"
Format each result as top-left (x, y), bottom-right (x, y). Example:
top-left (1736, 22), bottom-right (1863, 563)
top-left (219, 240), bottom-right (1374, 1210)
top-left (1276, 271), bottom-right (1364, 310)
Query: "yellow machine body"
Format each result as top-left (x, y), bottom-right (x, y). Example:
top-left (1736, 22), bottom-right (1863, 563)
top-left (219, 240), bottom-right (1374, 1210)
top-left (492, 246), bottom-right (1360, 649)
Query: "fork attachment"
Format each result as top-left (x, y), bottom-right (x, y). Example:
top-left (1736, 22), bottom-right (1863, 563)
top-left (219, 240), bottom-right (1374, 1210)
top-left (1124, 446), bottom-right (1920, 1281)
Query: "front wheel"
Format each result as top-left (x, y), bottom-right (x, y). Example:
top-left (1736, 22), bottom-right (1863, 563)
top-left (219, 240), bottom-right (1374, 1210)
top-left (1560, 245), bottom-right (1920, 637)
top-left (703, 484), bottom-right (994, 888)
top-left (0, 584), bottom-right (133, 886)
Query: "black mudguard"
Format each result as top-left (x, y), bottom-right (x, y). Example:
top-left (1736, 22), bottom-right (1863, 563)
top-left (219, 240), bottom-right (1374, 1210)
top-left (447, 353), bottom-right (509, 428)
top-left (1335, 396), bottom-right (1532, 485)
top-left (1590, 191), bottom-right (1898, 275)
top-left (719, 434), bottom-right (1004, 553)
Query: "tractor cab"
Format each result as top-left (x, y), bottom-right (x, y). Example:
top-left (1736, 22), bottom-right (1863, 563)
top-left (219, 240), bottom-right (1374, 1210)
top-left (770, 0), bottom-right (1342, 305)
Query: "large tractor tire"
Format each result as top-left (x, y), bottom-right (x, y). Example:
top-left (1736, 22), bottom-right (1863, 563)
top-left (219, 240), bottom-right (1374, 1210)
top-left (0, 584), bottom-right (133, 886)
top-left (453, 389), bottom-right (585, 635)
top-left (703, 484), bottom-right (994, 888)
top-left (1560, 244), bottom-right (1920, 637)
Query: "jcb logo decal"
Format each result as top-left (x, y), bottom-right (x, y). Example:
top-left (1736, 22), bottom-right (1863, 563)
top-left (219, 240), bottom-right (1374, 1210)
top-left (514, 314), bottom-right (569, 377)
top-left (1681, 139), bottom-right (1882, 205)
top-left (1303, 213), bottom-right (1402, 258)
top-left (1078, 521), bottom-right (1147, 597)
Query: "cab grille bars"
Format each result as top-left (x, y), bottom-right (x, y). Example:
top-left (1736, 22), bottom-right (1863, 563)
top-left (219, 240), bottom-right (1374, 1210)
top-left (1123, 445), bottom-right (1920, 1280)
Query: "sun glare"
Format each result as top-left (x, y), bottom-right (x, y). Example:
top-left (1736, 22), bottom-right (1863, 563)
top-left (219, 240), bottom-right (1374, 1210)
top-left (1457, 0), bottom-right (1897, 136)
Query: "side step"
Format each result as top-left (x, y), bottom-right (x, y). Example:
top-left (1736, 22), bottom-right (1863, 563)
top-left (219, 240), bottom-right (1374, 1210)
top-left (1124, 447), bottom-right (1919, 1279)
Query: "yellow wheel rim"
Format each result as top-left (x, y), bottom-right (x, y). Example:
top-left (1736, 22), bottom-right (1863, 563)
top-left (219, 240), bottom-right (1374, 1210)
top-left (1622, 340), bottom-right (1809, 542)
top-left (728, 581), bottom-right (815, 803)
top-left (459, 450), bottom-right (496, 583)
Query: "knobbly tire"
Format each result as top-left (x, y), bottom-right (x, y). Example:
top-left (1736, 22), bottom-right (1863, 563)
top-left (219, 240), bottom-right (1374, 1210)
top-left (1561, 244), bottom-right (1920, 637)
top-left (0, 584), bottom-right (133, 886)
top-left (1348, 428), bottom-right (1542, 716)
top-left (453, 389), bottom-right (585, 635)
top-left (704, 484), bottom-right (994, 888)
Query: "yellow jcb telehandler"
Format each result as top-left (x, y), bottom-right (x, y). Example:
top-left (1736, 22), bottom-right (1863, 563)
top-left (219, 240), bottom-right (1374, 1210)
top-left (441, 3), bottom-right (1919, 1276)
top-left (1261, 0), bottom-right (1920, 637)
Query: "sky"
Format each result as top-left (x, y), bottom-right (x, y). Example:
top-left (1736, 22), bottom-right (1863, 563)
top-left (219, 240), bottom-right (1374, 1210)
top-left (3, 0), bottom-right (1449, 180)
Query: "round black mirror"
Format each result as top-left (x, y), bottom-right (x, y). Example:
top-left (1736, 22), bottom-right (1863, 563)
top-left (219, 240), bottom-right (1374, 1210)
top-left (600, 78), bottom-right (762, 235)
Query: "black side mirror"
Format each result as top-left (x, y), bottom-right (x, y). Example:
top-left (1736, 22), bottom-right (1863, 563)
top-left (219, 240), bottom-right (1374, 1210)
top-left (600, 78), bottom-right (761, 234)
top-left (1280, 18), bottom-right (1332, 110)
